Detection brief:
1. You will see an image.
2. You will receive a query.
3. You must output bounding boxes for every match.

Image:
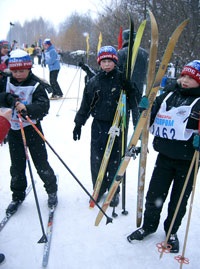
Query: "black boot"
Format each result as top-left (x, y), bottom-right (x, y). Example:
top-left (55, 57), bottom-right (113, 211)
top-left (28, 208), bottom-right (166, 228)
top-left (127, 228), bottom-right (153, 242)
top-left (167, 233), bottom-right (179, 253)
top-left (0, 253), bottom-right (5, 264)
top-left (48, 192), bottom-right (58, 208)
top-left (110, 193), bottom-right (119, 207)
top-left (6, 200), bottom-right (23, 216)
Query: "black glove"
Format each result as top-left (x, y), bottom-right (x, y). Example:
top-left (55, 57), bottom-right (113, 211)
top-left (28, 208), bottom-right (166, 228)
top-left (73, 125), bottom-right (82, 141)
top-left (20, 109), bottom-right (28, 119)
top-left (78, 62), bottom-right (84, 67)
top-left (79, 62), bottom-right (90, 73)
top-left (5, 93), bottom-right (19, 107)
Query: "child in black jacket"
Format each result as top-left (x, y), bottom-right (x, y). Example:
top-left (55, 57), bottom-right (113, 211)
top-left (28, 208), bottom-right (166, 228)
top-left (73, 46), bottom-right (137, 207)
top-left (127, 60), bottom-right (200, 253)
top-left (0, 49), bottom-right (58, 215)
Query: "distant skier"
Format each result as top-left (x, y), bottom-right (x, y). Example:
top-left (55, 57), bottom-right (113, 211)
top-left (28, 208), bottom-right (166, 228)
top-left (43, 38), bottom-right (63, 99)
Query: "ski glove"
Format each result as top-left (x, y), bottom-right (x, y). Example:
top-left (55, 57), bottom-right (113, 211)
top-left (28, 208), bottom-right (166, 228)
top-left (138, 96), bottom-right (149, 112)
top-left (5, 93), bottom-right (19, 107)
top-left (73, 125), bottom-right (82, 141)
top-left (193, 134), bottom-right (200, 151)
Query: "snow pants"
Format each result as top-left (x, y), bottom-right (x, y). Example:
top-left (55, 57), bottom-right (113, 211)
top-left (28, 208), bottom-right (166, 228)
top-left (50, 70), bottom-right (63, 96)
top-left (142, 153), bottom-right (195, 234)
top-left (90, 119), bottom-right (122, 196)
top-left (8, 123), bottom-right (58, 201)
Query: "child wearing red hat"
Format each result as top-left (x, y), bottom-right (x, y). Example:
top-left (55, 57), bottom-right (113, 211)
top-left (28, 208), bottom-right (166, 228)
top-left (0, 49), bottom-right (58, 215)
top-left (73, 46), bottom-right (138, 207)
top-left (127, 60), bottom-right (200, 253)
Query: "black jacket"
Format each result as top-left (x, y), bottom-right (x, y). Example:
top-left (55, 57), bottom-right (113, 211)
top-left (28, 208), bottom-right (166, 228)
top-left (151, 82), bottom-right (200, 160)
top-left (74, 67), bottom-right (136, 126)
top-left (117, 44), bottom-right (148, 104)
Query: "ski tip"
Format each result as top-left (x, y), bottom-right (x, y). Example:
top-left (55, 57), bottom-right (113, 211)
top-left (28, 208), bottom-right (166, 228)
top-left (94, 215), bottom-right (113, 226)
top-left (89, 199), bottom-right (96, 209)
top-left (175, 19), bottom-right (189, 32)
top-left (94, 217), bottom-right (102, 226)
top-left (89, 204), bottom-right (95, 209)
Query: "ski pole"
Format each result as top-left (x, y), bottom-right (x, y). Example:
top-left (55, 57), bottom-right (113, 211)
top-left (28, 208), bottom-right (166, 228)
top-left (175, 150), bottom-right (199, 268)
top-left (175, 116), bottom-right (200, 268)
top-left (18, 113), bottom-right (47, 243)
top-left (22, 113), bottom-right (113, 225)
top-left (121, 92), bottom-right (128, 216)
top-left (75, 68), bottom-right (82, 112)
top-left (56, 67), bottom-right (81, 117)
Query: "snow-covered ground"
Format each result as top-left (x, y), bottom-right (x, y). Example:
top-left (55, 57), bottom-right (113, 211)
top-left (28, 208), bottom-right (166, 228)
top-left (0, 64), bottom-right (199, 269)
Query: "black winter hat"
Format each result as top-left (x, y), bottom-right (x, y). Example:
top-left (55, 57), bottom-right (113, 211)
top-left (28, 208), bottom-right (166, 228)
top-left (122, 29), bottom-right (136, 42)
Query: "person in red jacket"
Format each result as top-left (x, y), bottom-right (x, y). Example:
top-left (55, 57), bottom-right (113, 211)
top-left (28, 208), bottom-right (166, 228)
top-left (0, 109), bottom-right (11, 144)
top-left (0, 108), bottom-right (11, 264)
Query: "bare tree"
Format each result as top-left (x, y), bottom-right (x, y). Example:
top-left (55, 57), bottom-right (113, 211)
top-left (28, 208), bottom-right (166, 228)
top-left (6, 0), bottom-right (200, 70)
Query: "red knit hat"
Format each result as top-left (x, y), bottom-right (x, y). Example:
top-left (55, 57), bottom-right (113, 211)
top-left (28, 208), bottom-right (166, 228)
top-left (97, 46), bottom-right (118, 64)
top-left (8, 49), bottom-right (32, 70)
top-left (181, 60), bottom-right (200, 84)
top-left (0, 40), bottom-right (10, 49)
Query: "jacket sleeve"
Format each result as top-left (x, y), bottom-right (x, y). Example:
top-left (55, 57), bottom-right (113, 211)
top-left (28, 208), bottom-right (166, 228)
top-left (74, 83), bottom-right (94, 126)
top-left (25, 83), bottom-right (50, 120)
top-left (0, 92), bottom-right (8, 107)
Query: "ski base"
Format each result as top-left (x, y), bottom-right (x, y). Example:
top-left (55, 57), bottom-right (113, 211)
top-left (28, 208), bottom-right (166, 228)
top-left (42, 206), bottom-right (56, 267)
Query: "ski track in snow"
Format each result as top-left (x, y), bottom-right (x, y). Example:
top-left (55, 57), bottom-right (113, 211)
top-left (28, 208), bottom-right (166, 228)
top-left (0, 64), bottom-right (199, 269)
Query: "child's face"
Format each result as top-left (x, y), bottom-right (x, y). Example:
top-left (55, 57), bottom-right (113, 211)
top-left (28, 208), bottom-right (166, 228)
top-left (179, 75), bottom-right (200, 88)
top-left (1, 46), bottom-right (9, 56)
top-left (100, 59), bottom-right (115, 73)
top-left (11, 69), bottom-right (30, 82)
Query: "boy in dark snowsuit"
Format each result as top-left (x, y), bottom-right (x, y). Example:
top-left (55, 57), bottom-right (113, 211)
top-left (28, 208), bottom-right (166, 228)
top-left (117, 29), bottom-right (148, 127)
top-left (0, 49), bottom-right (58, 215)
top-left (127, 60), bottom-right (200, 253)
top-left (73, 46), bottom-right (137, 206)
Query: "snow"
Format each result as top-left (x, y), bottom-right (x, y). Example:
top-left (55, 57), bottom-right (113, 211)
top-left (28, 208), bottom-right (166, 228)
top-left (0, 63), bottom-right (199, 269)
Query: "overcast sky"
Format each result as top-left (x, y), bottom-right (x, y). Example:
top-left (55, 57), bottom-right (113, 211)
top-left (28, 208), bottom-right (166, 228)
top-left (0, 0), bottom-right (101, 40)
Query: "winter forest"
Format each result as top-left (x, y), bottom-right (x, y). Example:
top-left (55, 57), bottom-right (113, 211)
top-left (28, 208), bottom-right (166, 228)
top-left (6, 0), bottom-right (200, 69)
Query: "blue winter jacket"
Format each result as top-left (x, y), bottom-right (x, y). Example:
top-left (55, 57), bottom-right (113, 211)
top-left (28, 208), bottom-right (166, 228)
top-left (44, 45), bottom-right (60, 71)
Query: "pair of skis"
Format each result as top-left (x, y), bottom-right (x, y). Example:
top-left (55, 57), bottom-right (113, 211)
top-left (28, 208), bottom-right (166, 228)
top-left (94, 13), bottom-right (189, 226)
top-left (89, 91), bottom-right (124, 208)
top-left (89, 14), bottom-right (147, 210)
top-left (136, 10), bottom-right (158, 227)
